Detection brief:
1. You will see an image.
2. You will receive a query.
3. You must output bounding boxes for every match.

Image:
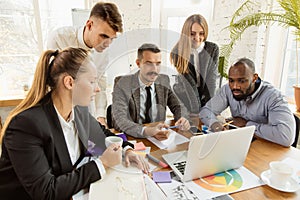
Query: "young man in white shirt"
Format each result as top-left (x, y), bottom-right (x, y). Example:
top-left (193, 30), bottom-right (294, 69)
top-left (47, 2), bottom-right (123, 127)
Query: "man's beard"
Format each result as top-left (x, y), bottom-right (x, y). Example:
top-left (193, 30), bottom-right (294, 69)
top-left (232, 84), bottom-right (253, 101)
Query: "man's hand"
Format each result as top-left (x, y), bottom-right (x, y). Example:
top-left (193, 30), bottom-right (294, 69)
top-left (232, 117), bottom-right (247, 127)
top-left (124, 150), bottom-right (150, 174)
top-left (144, 123), bottom-right (170, 141)
top-left (97, 117), bottom-right (108, 128)
top-left (175, 117), bottom-right (190, 131)
top-left (210, 121), bottom-right (223, 132)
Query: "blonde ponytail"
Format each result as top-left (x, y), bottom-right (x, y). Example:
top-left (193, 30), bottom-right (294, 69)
top-left (0, 50), bottom-right (56, 142)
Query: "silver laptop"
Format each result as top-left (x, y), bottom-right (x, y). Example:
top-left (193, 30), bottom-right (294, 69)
top-left (162, 126), bottom-right (255, 182)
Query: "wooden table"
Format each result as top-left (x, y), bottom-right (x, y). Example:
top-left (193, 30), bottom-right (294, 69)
top-left (0, 96), bottom-right (24, 107)
top-left (125, 130), bottom-right (300, 199)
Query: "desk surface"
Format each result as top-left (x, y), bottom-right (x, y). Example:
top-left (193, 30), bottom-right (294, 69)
top-left (0, 96), bottom-right (24, 107)
top-left (126, 130), bottom-right (300, 199)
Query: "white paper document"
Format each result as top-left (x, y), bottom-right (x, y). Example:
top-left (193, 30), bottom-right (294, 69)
top-left (89, 163), bottom-right (146, 200)
top-left (158, 166), bottom-right (262, 199)
top-left (184, 166), bottom-right (263, 199)
top-left (147, 129), bottom-right (189, 149)
top-left (144, 174), bottom-right (168, 200)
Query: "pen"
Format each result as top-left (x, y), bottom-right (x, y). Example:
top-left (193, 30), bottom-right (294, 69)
top-left (146, 154), bottom-right (168, 168)
top-left (228, 123), bottom-right (239, 129)
top-left (223, 120), bottom-right (234, 127)
top-left (168, 125), bottom-right (180, 129)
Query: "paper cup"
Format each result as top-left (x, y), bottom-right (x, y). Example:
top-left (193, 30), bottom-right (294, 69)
top-left (105, 136), bottom-right (123, 148)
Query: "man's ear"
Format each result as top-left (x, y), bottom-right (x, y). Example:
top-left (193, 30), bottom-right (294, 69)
top-left (252, 73), bottom-right (258, 83)
top-left (85, 19), bottom-right (93, 30)
top-left (63, 75), bottom-right (74, 90)
top-left (136, 59), bottom-right (141, 68)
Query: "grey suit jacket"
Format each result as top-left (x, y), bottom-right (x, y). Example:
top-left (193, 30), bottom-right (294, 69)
top-left (112, 71), bottom-right (187, 138)
top-left (173, 41), bottom-right (219, 114)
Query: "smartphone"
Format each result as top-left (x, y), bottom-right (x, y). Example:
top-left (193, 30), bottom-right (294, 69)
top-left (189, 126), bottom-right (202, 135)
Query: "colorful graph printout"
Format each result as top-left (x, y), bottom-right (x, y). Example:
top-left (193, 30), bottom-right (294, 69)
top-left (184, 166), bottom-right (262, 199)
top-left (193, 169), bottom-right (242, 192)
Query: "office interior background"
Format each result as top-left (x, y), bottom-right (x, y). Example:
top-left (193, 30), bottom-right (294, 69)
top-left (0, 0), bottom-right (298, 125)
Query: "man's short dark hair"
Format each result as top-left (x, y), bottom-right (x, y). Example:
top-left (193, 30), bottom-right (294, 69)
top-left (90, 2), bottom-right (123, 33)
top-left (233, 57), bottom-right (256, 73)
top-left (137, 43), bottom-right (161, 59)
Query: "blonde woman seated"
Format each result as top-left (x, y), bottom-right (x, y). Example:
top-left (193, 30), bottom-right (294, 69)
top-left (0, 47), bottom-right (148, 200)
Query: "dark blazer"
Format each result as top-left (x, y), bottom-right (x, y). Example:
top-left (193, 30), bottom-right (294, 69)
top-left (0, 93), bottom-right (133, 200)
top-left (173, 41), bottom-right (219, 114)
top-left (112, 71), bottom-right (187, 138)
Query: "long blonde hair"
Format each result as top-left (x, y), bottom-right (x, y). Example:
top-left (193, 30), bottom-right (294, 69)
top-left (0, 47), bottom-right (89, 142)
top-left (170, 14), bottom-right (208, 74)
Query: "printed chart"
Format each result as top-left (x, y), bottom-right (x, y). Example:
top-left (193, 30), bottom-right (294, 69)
top-left (184, 166), bottom-right (262, 199)
top-left (193, 169), bottom-right (243, 192)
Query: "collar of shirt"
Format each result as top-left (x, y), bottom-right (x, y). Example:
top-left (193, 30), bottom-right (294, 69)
top-left (192, 42), bottom-right (205, 55)
top-left (138, 76), bottom-right (155, 90)
top-left (54, 106), bottom-right (75, 129)
top-left (78, 26), bottom-right (92, 51)
top-left (54, 106), bottom-right (80, 165)
top-left (245, 77), bottom-right (263, 102)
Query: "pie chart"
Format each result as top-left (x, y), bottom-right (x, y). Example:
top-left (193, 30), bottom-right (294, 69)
top-left (193, 169), bottom-right (243, 192)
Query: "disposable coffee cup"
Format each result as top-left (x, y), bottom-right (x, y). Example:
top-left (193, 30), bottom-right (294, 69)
top-left (105, 136), bottom-right (123, 148)
top-left (269, 161), bottom-right (293, 188)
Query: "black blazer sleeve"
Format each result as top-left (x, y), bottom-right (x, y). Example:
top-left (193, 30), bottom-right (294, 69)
top-left (3, 111), bottom-right (100, 200)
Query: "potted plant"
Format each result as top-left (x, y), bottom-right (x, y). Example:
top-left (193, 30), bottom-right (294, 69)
top-left (220, 0), bottom-right (300, 111)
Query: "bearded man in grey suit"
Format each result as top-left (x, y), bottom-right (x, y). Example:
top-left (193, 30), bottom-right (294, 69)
top-left (112, 43), bottom-right (190, 141)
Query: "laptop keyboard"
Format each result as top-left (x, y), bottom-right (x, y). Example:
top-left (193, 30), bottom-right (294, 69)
top-left (174, 161), bottom-right (186, 175)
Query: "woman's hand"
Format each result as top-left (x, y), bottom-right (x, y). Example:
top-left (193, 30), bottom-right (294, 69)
top-left (124, 150), bottom-right (150, 174)
top-left (99, 144), bottom-right (122, 168)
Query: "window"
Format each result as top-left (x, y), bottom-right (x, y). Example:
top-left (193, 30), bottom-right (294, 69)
top-left (0, 0), bottom-right (85, 98)
top-left (280, 28), bottom-right (299, 103)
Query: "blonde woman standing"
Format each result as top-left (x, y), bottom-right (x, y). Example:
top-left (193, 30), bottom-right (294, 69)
top-left (171, 14), bottom-right (219, 115)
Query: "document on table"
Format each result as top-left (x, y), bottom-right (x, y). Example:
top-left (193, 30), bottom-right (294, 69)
top-left (89, 163), bottom-right (167, 200)
top-left (144, 174), bottom-right (168, 200)
top-left (89, 163), bottom-right (146, 200)
top-left (147, 129), bottom-right (189, 149)
top-left (183, 166), bottom-right (263, 199)
top-left (158, 166), bottom-right (262, 200)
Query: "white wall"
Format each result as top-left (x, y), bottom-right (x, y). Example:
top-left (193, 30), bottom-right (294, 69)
top-left (0, 0), bottom-right (273, 121)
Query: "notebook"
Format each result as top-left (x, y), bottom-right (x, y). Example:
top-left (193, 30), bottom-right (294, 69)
top-left (162, 125), bottom-right (255, 182)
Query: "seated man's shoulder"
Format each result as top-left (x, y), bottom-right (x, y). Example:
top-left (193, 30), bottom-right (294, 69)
top-left (262, 82), bottom-right (283, 96)
top-left (114, 74), bottom-right (134, 84)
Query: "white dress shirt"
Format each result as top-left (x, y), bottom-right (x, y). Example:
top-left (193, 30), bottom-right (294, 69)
top-left (138, 78), bottom-right (158, 124)
top-left (54, 106), bottom-right (106, 200)
top-left (192, 42), bottom-right (205, 87)
top-left (48, 26), bottom-right (108, 119)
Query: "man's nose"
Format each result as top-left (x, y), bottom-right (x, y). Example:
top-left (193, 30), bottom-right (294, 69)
top-left (232, 82), bottom-right (240, 89)
top-left (103, 38), bottom-right (113, 47)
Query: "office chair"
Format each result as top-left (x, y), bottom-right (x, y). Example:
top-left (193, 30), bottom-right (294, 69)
top-left (292, 114), bottom-right (300, 148)
top-left (106, 104), bottom-right (113, 129)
